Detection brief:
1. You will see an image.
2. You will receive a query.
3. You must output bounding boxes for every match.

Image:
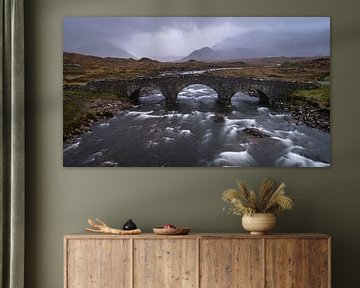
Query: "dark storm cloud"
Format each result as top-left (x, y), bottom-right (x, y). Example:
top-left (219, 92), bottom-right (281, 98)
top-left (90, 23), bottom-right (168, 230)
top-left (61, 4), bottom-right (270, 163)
top-left (63, 17), bottom-right (330, 58)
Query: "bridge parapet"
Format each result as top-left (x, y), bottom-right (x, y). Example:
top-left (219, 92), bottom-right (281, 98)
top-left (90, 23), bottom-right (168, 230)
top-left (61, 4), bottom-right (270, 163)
top-left (84, 74), bottom-right (319, 105)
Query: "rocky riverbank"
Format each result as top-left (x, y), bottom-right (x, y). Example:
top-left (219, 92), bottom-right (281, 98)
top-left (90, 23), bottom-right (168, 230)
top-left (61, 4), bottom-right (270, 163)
top-left (274, 100), bottom-right (330, 133)
top-left (63, 98), bottom-right (134, 143)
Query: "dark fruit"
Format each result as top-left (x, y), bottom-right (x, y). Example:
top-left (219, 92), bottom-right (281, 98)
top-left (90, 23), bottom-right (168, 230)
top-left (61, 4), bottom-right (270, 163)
top-left (123, 219), bottom-right (137, 230)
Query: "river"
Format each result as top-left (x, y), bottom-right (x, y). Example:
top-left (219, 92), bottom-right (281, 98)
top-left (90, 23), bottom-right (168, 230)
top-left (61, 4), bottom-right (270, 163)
top-left (63, 84), bottom-right (330, 167)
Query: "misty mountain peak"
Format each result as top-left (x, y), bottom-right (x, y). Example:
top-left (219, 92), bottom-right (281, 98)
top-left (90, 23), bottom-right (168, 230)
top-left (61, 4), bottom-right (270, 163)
top-left (180, 46), bottom-right (221, 62)
top-left (199, 46), bottom-right (213, 51)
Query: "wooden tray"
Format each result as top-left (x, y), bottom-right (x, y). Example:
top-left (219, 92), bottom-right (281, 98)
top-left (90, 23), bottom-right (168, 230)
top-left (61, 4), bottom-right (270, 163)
top-left (153, 227), bottom-right (190, 235)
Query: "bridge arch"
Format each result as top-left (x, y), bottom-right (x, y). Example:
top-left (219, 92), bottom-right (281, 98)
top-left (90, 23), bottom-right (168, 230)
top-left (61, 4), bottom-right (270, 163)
top-left (128, 84), bottom-right (165, 103)
top-left (159, 77), bottom-right (228, 104)
top-left (176, 83), bottom-right (219, 101)
top-left (230, 87), bottom-right (270, 105)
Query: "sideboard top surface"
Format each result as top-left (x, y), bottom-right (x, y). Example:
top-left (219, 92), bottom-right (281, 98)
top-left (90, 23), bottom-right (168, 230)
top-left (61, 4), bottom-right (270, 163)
top-left (64, 232), bottom-right (330, 240)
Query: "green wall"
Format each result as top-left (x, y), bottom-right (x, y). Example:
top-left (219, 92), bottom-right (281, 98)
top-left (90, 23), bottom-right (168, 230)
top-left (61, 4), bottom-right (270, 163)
top-left (25, 0), bottom-right (360, 287)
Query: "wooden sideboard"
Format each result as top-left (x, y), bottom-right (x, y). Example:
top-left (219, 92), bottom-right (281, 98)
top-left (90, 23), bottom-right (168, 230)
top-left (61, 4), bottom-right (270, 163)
top-left (64, 233), bottom-right (330, 288)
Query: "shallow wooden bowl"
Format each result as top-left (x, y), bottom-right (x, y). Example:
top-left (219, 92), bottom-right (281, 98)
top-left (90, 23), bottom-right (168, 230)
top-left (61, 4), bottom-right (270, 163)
top-left (153, 227), bottom-right (190, 235)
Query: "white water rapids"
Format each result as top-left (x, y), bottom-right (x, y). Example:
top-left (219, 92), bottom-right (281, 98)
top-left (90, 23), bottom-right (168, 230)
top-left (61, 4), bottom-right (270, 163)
top-left (63, 84), bottom-right (330, 167)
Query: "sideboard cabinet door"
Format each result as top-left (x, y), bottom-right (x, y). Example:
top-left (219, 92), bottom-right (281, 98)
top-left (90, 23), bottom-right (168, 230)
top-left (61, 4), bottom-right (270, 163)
top-left (310, 239), bottom-right (330, 288)
top-left (200, 239), bottom-right (264, 288)
top-left (265, 239), bottom-right (329, 288)
top-left (133, 239), bottom-right (198, 288)
top-left (66, 239), bottom-right (131, 288)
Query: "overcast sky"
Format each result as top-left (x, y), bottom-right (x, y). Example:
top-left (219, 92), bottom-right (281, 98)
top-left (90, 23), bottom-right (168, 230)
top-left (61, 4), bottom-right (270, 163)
top-left (63, 17), bottom-right (330, 58)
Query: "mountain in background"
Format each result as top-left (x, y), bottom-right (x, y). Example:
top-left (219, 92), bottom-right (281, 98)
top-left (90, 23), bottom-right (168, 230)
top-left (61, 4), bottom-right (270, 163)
top-left (151, 55), bottom-right (184, 62)
top-left (180, 47), bottom-right (223, 62)
top-left (64, 28), bottom-right (329, 62)
top-left (179, 46), bottom-right (260, 62)
top-left (65, 42), bottom-right (136, 59)
top-left (180, 29), bottom-right (330, 62)
top-left (213, 30), bottom-right (330, 58)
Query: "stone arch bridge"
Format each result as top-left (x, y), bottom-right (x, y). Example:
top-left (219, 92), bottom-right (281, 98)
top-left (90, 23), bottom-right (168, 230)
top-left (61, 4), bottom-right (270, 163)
top-left (84, 74), bottom-right (318, 105)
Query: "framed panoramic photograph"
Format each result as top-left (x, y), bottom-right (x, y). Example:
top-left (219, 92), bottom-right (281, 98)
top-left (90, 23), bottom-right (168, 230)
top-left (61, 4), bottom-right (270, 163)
top-left (63, 17), bottom-right (330, 167)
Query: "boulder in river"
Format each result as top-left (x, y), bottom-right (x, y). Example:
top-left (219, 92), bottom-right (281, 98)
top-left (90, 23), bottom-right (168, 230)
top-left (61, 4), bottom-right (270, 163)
top-left (211, 113), bottom-right (225, 123)
top-left (243, 127), bottom-right (271, 138)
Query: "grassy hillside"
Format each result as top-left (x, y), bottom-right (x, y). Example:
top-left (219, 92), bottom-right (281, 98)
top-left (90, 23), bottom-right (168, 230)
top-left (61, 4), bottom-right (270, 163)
top-left (292, 85), bottom-right (330, 110)
top-left (64, 52), bottom-right (329, 84)
top-left (207, 57), bottom-right (330, 82)
top-left (63, 52), bottom-right (248, 84)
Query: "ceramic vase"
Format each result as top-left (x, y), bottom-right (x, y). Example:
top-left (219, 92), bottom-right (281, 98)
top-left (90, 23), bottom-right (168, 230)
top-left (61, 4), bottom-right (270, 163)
top-left (242, 213), bottom-right (276, 235)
